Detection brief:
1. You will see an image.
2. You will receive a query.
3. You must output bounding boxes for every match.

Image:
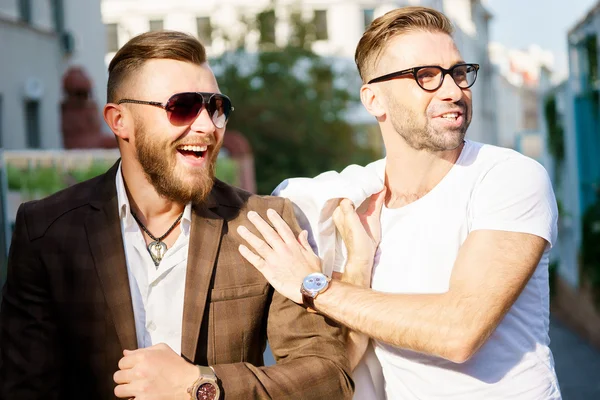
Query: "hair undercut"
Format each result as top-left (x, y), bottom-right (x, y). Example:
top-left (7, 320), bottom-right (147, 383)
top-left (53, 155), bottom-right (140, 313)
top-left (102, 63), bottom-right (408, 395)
top-left (107, 30), bottom-right (207, 103)
top-left (355, 6), bottom-right (454, 83)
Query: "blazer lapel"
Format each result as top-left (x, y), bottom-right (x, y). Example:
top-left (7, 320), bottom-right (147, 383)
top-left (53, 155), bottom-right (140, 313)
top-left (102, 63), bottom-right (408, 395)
top-left (85, 165), bottom-right (137, 352)
top-left (180, 200), bottom-right (223, 362)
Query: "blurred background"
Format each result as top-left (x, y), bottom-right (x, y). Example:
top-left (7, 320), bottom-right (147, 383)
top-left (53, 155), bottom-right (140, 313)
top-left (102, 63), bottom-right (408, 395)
top-left (1, 0), bottom-right (600, 397)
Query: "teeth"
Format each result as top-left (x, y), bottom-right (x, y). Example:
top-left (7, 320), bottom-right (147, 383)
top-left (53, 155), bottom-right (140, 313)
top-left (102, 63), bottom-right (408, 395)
top-left (441, 113), bottom-right (459, 120)
top-left (179, 145), bottom-right (208, 152)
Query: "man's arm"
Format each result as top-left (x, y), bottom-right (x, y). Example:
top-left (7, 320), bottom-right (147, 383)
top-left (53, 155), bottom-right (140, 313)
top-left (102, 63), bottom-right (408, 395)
top-left (0, 203), bottom-right (64, 399)
top-left (214, 199), bottom-right (354, 399)
top-left (115, 199), bottom-right (354, 400)
top-left (313, 229), bottom-right (547, 363)
top-left (238, 156), bottom-right (556, 364)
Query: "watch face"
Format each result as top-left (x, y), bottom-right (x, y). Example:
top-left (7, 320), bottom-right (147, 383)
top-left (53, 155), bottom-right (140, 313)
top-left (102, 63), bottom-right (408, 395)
top-left (303, 272), bottom-right (329, 293)
top-left (196, 382), bottom-right (218, 400)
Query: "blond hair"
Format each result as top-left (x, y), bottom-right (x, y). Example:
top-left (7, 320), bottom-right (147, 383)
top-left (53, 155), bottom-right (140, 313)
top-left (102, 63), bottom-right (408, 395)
top-left (355, 7), bottom-right (454, 83)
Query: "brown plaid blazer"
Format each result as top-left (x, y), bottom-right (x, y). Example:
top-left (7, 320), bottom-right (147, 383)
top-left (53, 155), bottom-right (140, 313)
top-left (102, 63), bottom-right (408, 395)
top-left (0, 162), bottom-right (353, 400)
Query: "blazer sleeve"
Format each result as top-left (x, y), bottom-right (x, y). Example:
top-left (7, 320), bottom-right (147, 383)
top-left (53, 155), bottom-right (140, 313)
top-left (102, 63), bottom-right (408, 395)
top-left (0, 203), bottom-right (64, 400)
top-left (211, 198), bottom-right (354, 400)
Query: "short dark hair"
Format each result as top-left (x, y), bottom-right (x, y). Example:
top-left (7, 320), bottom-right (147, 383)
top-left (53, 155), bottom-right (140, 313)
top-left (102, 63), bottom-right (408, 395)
top-left (107, 30), bottom-right (207, 103)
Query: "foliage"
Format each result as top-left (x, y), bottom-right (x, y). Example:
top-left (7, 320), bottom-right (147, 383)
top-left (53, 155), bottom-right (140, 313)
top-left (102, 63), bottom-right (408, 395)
top-left (6, 157), bottom-right (239, 199)
top-left (548, 260), bottom-right (558, 300)
top-left (211, 5), bottom-right (378, 194)
top-left (215, 156), bottom-right (240, 186)
top-left (584, 35), bottom-right (599, 112)
top-left (543, 95), bottom-right (565, 176)
top-left (581, 190), bottom-right (600, 306)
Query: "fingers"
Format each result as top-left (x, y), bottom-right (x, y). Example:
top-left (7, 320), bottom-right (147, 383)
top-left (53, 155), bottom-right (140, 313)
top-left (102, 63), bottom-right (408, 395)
top-left (237, 225), bottom-right (273, 259)
top-left (266, 209), bottom-right (297, 245)
top-left (246, 211), bottom-right (285, 249)
top-left (113, 368), bottom-right (135, 384)
top-left (365, 188), bottom-right (386, 219)
top-left (114, 383), bottom-right (135, 399)
top-left (117, 352), bottom-right (138, 370)
top-left (298, 230), bottom-right (311, 252)
top-left (238, 244), bottom-right (266, 270)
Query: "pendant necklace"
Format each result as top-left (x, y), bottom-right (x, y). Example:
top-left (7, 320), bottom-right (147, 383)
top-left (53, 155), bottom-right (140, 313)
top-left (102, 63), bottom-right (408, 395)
top-left (131, 210), bottom-right (184, 267)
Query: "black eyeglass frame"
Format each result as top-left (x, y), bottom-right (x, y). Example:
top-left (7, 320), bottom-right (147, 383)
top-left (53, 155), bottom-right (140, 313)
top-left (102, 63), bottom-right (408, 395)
top-left (116, 92), bottom-right (234, 128)
top-left (367, 63), bottom-right (480, 91)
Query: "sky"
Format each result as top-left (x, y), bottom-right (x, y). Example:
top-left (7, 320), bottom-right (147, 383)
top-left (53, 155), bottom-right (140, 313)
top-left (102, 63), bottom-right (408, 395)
top-left (485, 0), bottom-right (598, 79)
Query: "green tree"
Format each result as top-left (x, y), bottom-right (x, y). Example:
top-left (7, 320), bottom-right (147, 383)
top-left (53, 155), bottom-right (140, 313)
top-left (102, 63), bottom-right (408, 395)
top-left (211, 5), bottom-right (379, 194)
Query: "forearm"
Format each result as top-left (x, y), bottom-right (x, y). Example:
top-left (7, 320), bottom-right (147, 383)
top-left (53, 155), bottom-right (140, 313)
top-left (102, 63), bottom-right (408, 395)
top-left (314, 281), bottom-right (483, 363)
top-left (212, 357), bottom-right (353, 400)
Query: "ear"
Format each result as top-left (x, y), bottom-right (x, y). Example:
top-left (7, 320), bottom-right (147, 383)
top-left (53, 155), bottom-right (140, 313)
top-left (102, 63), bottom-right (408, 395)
top-left (360, 84), bottom-right (385, 118)
top-left (103, 103), bottom-right (130, 141)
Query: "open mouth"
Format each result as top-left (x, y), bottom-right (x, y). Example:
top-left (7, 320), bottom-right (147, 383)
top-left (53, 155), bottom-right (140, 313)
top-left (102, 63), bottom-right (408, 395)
top-left (177, 144), bottom-right (208, 159)
top-left (439, 112), bottom-right (461, 121)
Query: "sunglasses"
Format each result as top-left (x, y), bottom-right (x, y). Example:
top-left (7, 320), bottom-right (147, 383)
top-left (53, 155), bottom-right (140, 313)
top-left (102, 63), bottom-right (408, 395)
top-left (117, 92), bottom-right (234, 129)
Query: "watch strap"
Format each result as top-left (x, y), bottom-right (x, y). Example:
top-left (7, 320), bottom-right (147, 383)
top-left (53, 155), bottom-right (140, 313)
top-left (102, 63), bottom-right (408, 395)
top-left (187, 365), bottom-right (221, 400)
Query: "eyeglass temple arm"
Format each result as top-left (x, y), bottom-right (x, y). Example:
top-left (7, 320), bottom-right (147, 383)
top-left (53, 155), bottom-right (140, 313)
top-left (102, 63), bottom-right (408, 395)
top-left (117, 99), bottom-right (166, 109)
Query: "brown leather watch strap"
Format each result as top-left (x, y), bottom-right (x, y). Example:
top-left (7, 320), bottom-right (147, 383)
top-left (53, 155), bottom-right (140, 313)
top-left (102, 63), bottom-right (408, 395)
top-left (302, 292), bottom-right (318, 313)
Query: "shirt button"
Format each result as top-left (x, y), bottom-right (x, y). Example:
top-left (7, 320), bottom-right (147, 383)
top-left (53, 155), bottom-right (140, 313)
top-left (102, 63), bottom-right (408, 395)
top-left (147, 321), bottom-right (156, 332)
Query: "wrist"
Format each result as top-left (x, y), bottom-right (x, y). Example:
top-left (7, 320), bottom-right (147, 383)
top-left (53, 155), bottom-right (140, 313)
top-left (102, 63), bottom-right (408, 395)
top-left (186, 365), bottom-right (221, 400)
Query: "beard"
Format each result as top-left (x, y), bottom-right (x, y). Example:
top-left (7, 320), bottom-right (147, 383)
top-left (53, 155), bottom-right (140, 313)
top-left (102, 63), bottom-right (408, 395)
top-left (134, 121), bottom-right (220, 206)
top-left (386, 93), bottom-right (471, 152)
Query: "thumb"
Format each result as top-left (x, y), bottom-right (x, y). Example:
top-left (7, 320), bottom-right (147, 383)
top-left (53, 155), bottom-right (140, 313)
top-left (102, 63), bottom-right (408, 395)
top-left (298, 230), bottom-right (312, 251)
top-left (371, 187), bottom-right (386, 217)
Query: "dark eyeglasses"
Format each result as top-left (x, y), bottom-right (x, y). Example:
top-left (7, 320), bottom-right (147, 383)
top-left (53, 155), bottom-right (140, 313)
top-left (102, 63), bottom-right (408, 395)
top-left (117, 92), bottom-right (234, 129)
top-left (368, 63), bottom-right (479, 91)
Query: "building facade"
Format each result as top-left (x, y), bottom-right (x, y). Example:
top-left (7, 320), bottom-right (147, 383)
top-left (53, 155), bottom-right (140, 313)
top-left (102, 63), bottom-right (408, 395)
top-left (539, 1), bottom-right (600, 348)
top-left (0, 0), bottom-right (107, 150)
top-left (101, 0), bottom-right (497, 145)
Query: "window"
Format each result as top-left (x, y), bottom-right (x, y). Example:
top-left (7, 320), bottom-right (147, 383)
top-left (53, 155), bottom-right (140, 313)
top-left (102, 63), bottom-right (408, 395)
top-left (196, 17), bottom-right (212, 46)
top-left (25, 100), bottom-right (41, 149)
top-left (314, 10), bottom-right (328, 41)
top-left (105, 23), bottom-right (119, 53)
top-left (258, 10), bottom-right (276, 45)
top-left (363, 8), bottom-right (375, 29)
top-left (51, 0), bottom-right (64, 32)
top-left (149, 19), bottom-right (164, 32)
top-left (18, 0), bottom-right (32, 24)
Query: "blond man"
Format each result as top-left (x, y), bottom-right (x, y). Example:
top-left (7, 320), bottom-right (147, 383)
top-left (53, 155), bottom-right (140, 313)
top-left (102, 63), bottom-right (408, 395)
top-left (238, 7), bottom-right (562, 400)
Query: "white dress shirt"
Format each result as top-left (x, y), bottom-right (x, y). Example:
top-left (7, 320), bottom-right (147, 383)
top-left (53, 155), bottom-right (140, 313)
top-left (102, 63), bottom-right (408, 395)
top-left (116, 164), bottom-right (192, 355)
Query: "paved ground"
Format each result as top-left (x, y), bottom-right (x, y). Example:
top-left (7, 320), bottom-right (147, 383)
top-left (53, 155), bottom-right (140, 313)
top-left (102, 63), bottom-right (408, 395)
top-left (264, 315), bottom-right (600, 399)
top-left (550, 316), bottom-right (600, 399)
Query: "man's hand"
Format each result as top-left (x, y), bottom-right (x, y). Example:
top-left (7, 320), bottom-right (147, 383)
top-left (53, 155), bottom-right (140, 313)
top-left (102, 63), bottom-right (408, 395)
top-left (238, 209), bottom-right (322, 304)
top-left (113, 343), bottom-right (199, 400)
top-left (333, 189), bottom-right (386, 287)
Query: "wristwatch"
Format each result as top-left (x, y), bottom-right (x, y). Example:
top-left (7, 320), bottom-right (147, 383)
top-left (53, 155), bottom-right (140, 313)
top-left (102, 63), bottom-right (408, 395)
top-left (187, 365), bottom-right (220, 400)
top-left (300, 272), bottom-right (331, 313)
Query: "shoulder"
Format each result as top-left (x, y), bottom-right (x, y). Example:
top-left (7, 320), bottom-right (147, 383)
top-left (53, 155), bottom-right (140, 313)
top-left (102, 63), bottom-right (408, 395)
top-left (465, 140), bottom-right (551, 187)
top-left (19, 173), bottom-right (108, 240)
top-left (212, 179), bottom-right (288, 213)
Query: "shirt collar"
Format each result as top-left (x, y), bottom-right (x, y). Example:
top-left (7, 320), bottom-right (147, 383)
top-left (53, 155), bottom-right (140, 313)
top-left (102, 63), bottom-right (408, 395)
top-left (116, 162), bottom-right (192, 234)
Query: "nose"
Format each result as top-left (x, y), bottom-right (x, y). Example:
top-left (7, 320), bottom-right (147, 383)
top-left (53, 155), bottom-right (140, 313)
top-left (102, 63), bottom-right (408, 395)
top-left (436, 73), bottom-right (464, 102)
top-left (189, 105), bottom-right (216, 135)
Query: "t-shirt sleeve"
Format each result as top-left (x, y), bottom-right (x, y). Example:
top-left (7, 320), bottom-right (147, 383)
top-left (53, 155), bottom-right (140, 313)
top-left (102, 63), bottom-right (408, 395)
top-left (470, 156), bottom-right (558, 247)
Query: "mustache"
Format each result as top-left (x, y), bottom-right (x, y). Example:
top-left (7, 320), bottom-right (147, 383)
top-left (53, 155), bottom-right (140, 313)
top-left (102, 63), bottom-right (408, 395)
top-left (428, 99), bottom-right (470, 116)
top-left (172, 138), bottom-right (216, 148)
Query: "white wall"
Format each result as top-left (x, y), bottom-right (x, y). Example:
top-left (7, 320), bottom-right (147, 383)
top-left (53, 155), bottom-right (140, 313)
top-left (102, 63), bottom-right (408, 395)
top-left (0, 0), bottom-right (108, 149)
top-left (0, 19), bottom-right (63, 149)
top-left (63, 0), bottom-right (109, 108)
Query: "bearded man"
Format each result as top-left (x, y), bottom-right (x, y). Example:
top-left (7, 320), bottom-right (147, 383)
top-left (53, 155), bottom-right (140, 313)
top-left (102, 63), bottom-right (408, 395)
top-left (0, 31), bottom-right (353, 400)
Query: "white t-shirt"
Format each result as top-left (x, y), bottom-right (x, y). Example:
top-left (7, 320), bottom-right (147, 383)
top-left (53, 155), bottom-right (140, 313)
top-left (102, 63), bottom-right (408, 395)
top-left (371, 140), bottom-right (561, 399)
